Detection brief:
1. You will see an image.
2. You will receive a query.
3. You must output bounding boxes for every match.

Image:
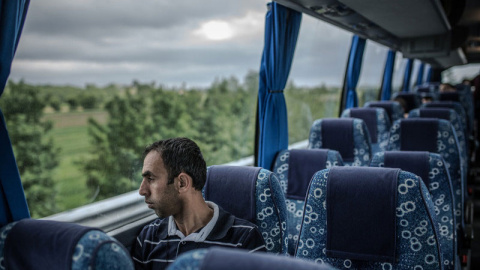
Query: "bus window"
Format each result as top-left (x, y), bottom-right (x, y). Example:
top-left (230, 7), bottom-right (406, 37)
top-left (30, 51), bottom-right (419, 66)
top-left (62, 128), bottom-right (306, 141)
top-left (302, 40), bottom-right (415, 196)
top-left (286, 15), bottom-right (350, 144)
top-left (355, 40), bottom-right (388, 106)
top-left (7, 0), bottom-right (269, 218)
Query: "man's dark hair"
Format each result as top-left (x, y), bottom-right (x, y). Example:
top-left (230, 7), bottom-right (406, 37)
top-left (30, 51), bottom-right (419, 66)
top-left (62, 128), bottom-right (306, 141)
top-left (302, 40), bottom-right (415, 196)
top-left (143, 138), bottom-right (206, 190)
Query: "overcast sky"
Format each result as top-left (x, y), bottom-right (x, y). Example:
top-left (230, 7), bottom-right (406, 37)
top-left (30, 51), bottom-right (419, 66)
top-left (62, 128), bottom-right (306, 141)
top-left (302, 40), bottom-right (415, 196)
top-left (9, 0), bottom-right (480, 88)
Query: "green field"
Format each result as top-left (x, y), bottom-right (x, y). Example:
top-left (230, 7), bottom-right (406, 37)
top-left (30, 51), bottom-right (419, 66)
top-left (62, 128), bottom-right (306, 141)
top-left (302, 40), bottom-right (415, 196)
top-left (44, 110), bottom-right (108, 212)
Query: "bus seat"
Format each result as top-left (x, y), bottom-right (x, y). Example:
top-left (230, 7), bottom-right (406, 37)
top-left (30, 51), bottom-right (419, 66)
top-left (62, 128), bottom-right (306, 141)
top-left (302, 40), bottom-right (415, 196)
top-left (423, 102), bottom-right (469, 139)
top-left (453, 84), bottom-right (475, 134)
top-left (388, 118), bottom-right (465, 227)
top-left (370, 151), bottom-right (457, 270)
top-left (308, 118), bottom-right (372, 166)
top-left (295, 167), bottom-right (444, 269)
top-left (204, 165), bottom-right (287, 254)
top-left (409, 108), bottom-right (468, 169)
top-left (167, 247), bottom-right (336, 270)
top-left (0, 219), bottom-right (134, 270)
top-left (414, 82), bottom-right (441, 101)
top-left (364, 101), bottom-right (405, 123)
top-left (341, 107), bottom-right (391, 155)
top-left (272, 149), bottom-right (344, 255)
top-left (392, 92), bottom-right (422, 114)
top-left (439, 92), bottom-right (474, 137)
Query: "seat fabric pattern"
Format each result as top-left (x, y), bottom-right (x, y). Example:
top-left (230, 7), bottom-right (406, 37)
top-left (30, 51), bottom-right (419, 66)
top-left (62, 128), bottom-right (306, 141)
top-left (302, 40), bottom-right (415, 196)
top-left (166, 249), bottom-right (208, 270)
top-left (0, 221), bottom-right (133, 270)
top-left (273, 149), bottom-right (343, 255)
top-left (73, 230), bottom-right (133, 270)
top-left (364, 101), bottom-right (405, 123)
top-left (308, 118), bottom-right (371, 166)
top-left (388, 119), bottom-right (464, 228)
top-left (423, 102), bottom-right (468, 140)
top-left (341, 108), bottom-right (391, 154)
top-left (205, 166), bottom-right (288, 254)
top-left (0, 221), bottom-right (18, 269)
top-left (370, 152), bottom-right (456, 269)
top-left (255, 169), bottom-right (288, 254)
top-left (408, 108), bottom-right (468, 179)
top-left (295, 169), bottom-right (443, 270)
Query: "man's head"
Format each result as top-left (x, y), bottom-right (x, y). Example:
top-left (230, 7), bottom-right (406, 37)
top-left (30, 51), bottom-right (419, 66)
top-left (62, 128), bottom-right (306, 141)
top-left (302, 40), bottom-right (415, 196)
top-left (143, 137), bottom-right (207, 190)
top-left (139, 138), bottom-right (207, 218)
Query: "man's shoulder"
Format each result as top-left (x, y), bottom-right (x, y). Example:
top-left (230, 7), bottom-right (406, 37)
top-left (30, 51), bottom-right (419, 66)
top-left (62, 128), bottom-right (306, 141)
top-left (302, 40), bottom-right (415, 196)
top-left (138, 218), bottom-right (168, 239)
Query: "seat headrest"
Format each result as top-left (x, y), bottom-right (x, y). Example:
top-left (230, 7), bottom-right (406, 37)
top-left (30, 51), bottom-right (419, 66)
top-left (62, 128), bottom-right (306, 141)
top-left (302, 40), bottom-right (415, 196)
top-left (4, 219), bottom-right (97, 269)
top-left (393, 93), bottom-right (420, 112)
top-left (400, 119), bottom-right (438, 152)
top-left (326, 167), bottom-right (399, 262)
top-left (439, 92), bottom-right (460, 102)
top-left (198, 247), bottom-right (331, 270)
top-left (287, 149), bottom-right (329, 200)
top-left (418, 108), bottom-right (451, 121)
top-left (365, 101), bottom-right (396, 123)
top-left (205, 166), bottom-right (260, 223)
top-left (321, 119), bottom-right (354, 162)
top-left (424, 101), bottom-right (457, 109)
top-left (350, 108), bottom-right (378, 143)
top-left (384, 151), bottom-right (430, 187)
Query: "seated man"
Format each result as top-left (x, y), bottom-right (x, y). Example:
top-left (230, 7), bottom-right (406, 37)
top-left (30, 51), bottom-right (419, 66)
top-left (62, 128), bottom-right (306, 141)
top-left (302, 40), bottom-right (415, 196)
top-left (132, 138), bottom-right (266, 270)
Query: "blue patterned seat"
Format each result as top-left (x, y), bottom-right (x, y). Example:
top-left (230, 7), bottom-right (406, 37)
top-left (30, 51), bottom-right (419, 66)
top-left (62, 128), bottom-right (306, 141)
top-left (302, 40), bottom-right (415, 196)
top-left (204, 165), bottom-right (287, 254)
top-left (295, 167), bottom-right (444, 270)
top-left (452, 84), bottom-right (475, 138)
top-left (167, 247), bottom-right (336, 270)
top-left (364, 101), bottom-right (405, 124)
top-left (422, 101), bottom-right (468, 147)
top-left (308, 118), bottom-right (372, 166)
top-left (272, 149), bottom-right (344, 255)
top-left (341, 108), bottom-right (391, 155)
top-left (408, 108), bottom-right (468, 178)
top-left (0, 219), bottom-right (133, 270)
top-left (387, 119), bottom-right (464, 233)
top-left (439, 92), bottom-right (473, 138)
top-left (370, 151), bottom-right (457, 269)
top-left (392, 92), bottom-right (422, 114)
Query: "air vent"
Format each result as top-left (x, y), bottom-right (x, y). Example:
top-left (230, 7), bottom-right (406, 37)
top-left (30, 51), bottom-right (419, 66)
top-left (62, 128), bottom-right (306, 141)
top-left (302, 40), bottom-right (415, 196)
top-left (310, 4), bottom-right (352, 17)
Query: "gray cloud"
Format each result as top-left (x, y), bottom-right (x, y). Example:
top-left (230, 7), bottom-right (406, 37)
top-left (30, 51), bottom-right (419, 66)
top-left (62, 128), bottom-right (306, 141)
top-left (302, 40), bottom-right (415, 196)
top-left (10, 0), bottom-right (395, 88)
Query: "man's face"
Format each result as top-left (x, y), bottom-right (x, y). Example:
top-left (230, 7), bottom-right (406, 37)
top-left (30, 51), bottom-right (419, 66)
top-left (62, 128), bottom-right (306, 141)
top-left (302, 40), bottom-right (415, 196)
top-left (139, 151), bottom-right (181, 218)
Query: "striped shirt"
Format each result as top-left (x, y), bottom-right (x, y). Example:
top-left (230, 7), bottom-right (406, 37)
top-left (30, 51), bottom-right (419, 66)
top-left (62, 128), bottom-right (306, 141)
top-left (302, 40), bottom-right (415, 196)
top-left (132, 202), bottom-right (266, 270)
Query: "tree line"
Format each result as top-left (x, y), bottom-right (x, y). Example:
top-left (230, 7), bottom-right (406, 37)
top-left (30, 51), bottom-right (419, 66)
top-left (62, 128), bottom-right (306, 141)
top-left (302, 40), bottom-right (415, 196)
top-left (0, 71), bottom-right (341, 217)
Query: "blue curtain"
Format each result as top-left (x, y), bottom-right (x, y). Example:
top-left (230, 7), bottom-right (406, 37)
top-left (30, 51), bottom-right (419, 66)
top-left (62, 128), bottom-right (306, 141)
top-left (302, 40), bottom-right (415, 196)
top-left (0, 0), bottom-right (31, 225)
top-left (380, 50), bottom-right (396, 101)
top-left (402, 58), bottom-right (413, 92)
top-left (257, 2), bottom-right (301, 170)
top-left (426, 65), bottom-right (432, 83)
top-left (415, 62), bottom-right (425, 86)
top-left (345, 35), bottom-right (366, 109)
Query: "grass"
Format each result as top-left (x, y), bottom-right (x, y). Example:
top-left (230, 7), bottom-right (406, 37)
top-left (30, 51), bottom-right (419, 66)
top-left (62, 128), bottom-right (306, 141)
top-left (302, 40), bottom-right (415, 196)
top-left (44, 110), bottom-right (107, 212)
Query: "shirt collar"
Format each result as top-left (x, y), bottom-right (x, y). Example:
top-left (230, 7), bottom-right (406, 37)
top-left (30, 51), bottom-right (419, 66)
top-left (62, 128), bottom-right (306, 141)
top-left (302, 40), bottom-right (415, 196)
top-left (166, 201), bottom-right (225, 242)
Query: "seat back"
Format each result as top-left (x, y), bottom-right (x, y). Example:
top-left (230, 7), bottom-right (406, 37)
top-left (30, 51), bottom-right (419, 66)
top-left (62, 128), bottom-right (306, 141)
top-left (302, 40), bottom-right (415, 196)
top-left (0, 219), bottom-right (134, 270)
top-left (364, 101), bottom-right (404, 124)
top-left (168, 247), bottom-right (335, 270)
top-left (204, 165), bottom-right (287, 254)
top-left (272, 149), bottom-right (343, 255)
top-left (370, 151), bottom-right (456, 269)
top-left (409, 108), bottom-right (468, 169)
top-left (423, 101), bottom-right (468, 139)
top-left (388, 118), bottom-right (465, 230)
top-left (439, 91), bottom-right (473, 136)
top-left (392, 92), bottom-right (422, 113)
top-left (341, 107), bottom-right (391, 154)
top-left (308, 118), bottom-right (372, 166)
top-left (295, 167), bottom-right (443, 270)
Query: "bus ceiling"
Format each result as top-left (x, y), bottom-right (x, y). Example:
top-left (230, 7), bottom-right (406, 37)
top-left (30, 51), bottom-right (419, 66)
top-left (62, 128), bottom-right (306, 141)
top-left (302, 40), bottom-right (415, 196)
top-left (274, 0), bottom-right (480, 69)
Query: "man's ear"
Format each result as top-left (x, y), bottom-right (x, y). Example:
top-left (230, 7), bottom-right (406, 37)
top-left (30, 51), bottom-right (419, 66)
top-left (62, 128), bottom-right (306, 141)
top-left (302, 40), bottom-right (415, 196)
top-left (176, 173), bottom-right (192, 192)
